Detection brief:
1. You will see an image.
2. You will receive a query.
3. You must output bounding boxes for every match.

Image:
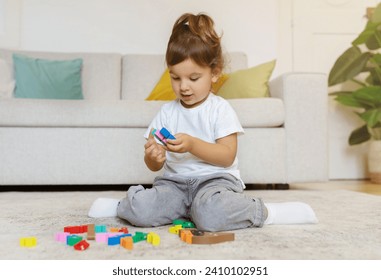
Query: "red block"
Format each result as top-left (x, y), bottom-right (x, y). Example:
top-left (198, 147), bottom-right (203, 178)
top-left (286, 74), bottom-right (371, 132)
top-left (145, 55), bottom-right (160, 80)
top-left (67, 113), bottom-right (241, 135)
top-left (74, 240), bottom-right (90, 251)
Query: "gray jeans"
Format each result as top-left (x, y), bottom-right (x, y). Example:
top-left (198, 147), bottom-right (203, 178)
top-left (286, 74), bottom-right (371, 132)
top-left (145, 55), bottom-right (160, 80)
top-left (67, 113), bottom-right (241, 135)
top-left (117, 173), bottom-right (265, 231)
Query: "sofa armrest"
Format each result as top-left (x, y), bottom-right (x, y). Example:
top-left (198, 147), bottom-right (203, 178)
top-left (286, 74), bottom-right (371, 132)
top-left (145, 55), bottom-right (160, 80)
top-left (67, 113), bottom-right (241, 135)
top-left (269, 72), bottom-right (328, 183)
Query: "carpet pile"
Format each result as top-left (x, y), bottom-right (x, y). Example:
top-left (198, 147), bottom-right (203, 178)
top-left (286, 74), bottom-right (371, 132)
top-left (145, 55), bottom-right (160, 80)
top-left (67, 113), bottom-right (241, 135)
top-left (1, 189), bottom-right (380, 259)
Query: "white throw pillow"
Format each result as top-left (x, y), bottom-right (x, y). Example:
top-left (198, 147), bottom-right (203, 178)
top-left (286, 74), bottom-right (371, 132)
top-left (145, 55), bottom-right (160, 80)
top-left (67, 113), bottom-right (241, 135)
top-left (0, 58), bottom-right (15, 98)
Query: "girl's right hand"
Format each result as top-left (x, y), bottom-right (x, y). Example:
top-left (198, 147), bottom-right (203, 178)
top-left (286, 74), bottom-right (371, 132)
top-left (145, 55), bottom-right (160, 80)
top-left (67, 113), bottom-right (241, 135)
top-left (144, 130), bottom-right (166, 167)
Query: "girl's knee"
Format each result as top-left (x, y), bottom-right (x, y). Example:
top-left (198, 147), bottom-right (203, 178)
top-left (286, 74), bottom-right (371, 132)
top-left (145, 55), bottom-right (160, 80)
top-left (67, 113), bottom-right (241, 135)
top-left (117, 185), bottom-right (157, 226)
top-left (191, 200), bottom-right (227, 231)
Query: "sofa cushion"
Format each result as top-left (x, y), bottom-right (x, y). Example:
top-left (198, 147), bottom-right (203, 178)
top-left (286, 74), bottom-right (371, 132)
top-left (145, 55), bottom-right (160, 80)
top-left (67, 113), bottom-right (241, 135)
top-left (218, 60), bottom-right (276, 99)
top-left (0, 48), bottom-right (122, 100)
top-left (13, 54), bottom-right (83, 100)
top-left (0, 98), bottom-right (284, 128)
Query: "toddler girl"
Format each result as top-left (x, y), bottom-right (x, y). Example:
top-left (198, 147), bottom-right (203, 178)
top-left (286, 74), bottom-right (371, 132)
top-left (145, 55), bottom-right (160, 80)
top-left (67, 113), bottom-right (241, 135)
top-left (88, 13), bottom-right (317, 231)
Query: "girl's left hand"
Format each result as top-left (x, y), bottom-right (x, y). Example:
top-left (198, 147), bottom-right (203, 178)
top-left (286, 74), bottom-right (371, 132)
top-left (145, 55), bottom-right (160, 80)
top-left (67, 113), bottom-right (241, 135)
top-left (166, 133), bottom-right (194, 153)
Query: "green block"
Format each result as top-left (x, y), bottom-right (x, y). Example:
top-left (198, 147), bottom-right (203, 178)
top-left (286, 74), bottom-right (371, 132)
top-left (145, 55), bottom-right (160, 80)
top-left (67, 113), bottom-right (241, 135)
top-left (67, 235), bottom-right (83, 246)
top-left (133, 232), bottom-right (147, 243)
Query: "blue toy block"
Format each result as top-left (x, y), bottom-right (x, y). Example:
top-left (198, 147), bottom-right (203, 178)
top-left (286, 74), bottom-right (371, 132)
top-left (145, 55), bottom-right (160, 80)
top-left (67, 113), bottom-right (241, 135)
top-left (160, 127), bottom-right (176, 140)
top-left (107, 233), bottom-right (132, 246)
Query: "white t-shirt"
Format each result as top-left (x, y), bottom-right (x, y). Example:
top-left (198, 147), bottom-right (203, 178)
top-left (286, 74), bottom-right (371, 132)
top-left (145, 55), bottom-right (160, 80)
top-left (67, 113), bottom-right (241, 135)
top-left (144, 93), bottom-right (244, 180)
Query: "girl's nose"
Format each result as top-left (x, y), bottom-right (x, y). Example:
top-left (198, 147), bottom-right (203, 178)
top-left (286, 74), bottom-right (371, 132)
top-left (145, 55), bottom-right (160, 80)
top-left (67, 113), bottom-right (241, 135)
top-left (180, 80), bottom-right (189, 92)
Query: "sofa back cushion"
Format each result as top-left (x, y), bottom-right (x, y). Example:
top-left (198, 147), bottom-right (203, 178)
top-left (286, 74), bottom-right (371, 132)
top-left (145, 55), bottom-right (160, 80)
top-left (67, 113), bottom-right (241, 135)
top-left (121, 52), bottom-right (248, 100)
top-left (0, 49), bottom-right (122, 100)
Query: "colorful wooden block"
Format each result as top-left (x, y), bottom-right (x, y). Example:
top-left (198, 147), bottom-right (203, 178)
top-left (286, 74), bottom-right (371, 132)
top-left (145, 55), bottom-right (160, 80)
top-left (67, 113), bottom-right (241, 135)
top-left (95, 233), bottom-right (109, 243)
top-left (108, 233), bottom-right (132, 246)
top-left (20, 237), bottom-right (37, 247)
top-left (74, 240), bottom-right (90, 251)
top-left (169, 225), bottom-right (182, 234)
top-left (147, 232), bottom-right (160, 246)
top-left (120, 236), bottom-right (133, 250)
top-left (63, 225), bottom-right (87, 234)
top-left (67, 235), bottom-right (83, 246)
top-left (55, 232), bottom-right (69, 242)
top-left (172, 219), bottom-right (195, 228)
top-left (178, 229), bottom-right (235, 245)
top-left (132, 232), bottom-right (147, 243)
top-left (118, 227), bottom-right (129, 234)
top-left (152, 127), bottom-right (176, 145)
top-left (87, 224), bottom-right (95, 240)
top-left (95, 224), bottom-right (107, 233)
top-left (160, 127), bottom-right (176, 140)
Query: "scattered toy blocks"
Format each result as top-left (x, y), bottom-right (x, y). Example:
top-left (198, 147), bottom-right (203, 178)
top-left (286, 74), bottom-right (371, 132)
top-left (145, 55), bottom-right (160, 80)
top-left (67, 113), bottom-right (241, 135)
top-left (53, 224), bottom-right (165, 252)
top-left (20, 237), bottom-right (37, 247)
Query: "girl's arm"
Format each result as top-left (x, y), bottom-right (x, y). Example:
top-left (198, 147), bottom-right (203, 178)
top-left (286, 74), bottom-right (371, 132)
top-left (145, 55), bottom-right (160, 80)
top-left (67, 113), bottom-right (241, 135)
top-left (166, 133), bottom-right (238, 167)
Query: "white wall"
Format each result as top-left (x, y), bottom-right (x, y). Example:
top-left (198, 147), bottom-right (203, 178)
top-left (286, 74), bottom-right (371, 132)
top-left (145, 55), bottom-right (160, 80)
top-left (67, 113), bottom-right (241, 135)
top-left (9, 0), bottom-right (279, 74)
top-left (0, 0), bottom-right (21, 47)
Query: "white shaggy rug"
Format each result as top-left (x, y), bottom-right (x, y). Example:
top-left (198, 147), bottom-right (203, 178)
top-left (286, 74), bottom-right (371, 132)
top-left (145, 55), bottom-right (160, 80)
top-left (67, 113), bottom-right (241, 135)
top-left (1, 189), bottom-right (381, 260)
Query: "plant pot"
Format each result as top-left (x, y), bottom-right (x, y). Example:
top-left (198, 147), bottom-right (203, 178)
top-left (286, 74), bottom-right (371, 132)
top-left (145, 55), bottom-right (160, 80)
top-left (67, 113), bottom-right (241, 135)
top-left (368, 140), bottom-right (381, 184)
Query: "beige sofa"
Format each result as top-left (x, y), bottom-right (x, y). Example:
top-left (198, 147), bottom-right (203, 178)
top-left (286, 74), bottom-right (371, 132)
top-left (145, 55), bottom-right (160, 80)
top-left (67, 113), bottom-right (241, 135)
top-left (0, 48), bottom-right (328, 186)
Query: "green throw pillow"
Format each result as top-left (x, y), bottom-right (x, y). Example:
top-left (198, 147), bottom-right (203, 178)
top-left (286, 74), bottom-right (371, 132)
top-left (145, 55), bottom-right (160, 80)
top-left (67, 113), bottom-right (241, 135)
top-left (217, 60), bottom-right (276, 99)
top-left (13, 54), bottom-right (83, 99)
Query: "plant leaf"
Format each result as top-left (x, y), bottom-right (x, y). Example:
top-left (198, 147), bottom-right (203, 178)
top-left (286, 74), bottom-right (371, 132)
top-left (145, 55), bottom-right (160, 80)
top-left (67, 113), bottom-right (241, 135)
top-left (335, 95), bottom-right (367, 108)
top-left (352, 21), bottom-right (380, 45)
top-left (329, 91), bottom-right (353, 96)
top-left (353, 86), bottom-right (381, 107)
top-left (366, 29), bottom-right (381, 49)
top-left (370, 53), bottom-right (381, 66)
top-left (328, 46), bottom-right (371, 86)
top-left (371, 3), bottom-right (381, 23)
top-left (349, 125), bottom-right (371, 145)
top-left (359, 108), bottom-right (381, 127)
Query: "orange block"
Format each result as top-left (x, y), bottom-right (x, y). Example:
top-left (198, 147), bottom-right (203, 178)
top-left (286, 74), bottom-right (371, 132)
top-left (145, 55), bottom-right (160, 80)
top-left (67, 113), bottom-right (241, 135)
top-left (120, 236), bottom-right (133, 250)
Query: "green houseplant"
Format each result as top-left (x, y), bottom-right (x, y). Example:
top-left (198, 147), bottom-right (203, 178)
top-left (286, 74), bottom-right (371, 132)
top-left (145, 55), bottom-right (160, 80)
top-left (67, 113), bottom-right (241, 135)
top-left (329, 3), bottom-right (381, 183)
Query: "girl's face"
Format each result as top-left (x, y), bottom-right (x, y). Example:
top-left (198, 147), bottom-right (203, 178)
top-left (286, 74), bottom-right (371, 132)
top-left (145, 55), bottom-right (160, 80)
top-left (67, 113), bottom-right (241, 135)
top-left (169, 59), bottom-right (219, 108)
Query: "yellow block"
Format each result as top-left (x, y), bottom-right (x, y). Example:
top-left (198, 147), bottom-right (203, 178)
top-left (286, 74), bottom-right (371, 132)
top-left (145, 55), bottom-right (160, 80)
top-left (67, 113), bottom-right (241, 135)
top-left (168, 225), bottom-right (182, 234)
top-left (20, 237), bottom-right (37, 247)
top-left (147, 232), bottom-right (160, 246)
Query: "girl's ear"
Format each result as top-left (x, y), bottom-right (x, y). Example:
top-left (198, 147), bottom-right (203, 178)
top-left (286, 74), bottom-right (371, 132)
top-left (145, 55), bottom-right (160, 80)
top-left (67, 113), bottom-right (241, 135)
top-left (211, 68), bottom-right (222, 83)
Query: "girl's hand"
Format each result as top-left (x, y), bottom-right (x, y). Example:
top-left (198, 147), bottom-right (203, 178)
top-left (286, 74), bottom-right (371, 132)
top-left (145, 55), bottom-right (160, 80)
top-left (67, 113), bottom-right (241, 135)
top-left (166, 133), bottom-right (194, 153)
top-left (144, 130), bottom-right (166, 171)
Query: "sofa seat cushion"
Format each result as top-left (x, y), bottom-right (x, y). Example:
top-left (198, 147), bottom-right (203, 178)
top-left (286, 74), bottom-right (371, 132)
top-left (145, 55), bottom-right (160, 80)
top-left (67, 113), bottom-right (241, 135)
top-left (0, 98), bottom-right (284, 128)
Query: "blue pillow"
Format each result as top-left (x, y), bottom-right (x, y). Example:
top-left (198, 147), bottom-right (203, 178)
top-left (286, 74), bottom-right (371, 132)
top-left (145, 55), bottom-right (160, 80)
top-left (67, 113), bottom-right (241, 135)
top-left (13, 54), bottom-right (83, 99)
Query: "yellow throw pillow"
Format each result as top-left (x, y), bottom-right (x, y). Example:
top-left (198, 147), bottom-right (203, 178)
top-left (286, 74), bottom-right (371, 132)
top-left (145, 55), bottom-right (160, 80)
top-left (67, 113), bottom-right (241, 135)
top-left (212, 73), bottom-right (229, 93)
top-left (217, 60), bottom-right (276, 99)
top-left (145, 69), bottom-right (176, 101)
top-left (146, 69), bottom-right (229, 101)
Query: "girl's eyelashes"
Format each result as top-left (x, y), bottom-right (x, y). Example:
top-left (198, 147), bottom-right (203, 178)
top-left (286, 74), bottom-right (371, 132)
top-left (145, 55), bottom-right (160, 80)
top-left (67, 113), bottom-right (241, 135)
top-left (170, 74), bottom-right (201, 82)
top-left (190, 77), bottom-right (200, 82)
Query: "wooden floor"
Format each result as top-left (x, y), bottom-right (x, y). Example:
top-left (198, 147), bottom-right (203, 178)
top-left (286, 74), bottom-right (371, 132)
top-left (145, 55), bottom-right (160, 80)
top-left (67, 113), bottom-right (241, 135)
top-left (291, 180), bottom-right (381, 196)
